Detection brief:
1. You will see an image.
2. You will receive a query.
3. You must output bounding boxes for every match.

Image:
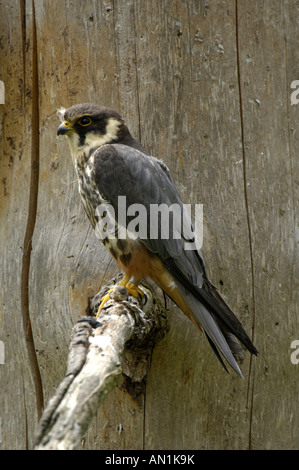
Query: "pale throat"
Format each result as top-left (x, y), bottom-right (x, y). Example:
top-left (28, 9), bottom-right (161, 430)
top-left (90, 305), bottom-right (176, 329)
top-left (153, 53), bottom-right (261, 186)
top-left (67, 117), bottom-right (121, 165)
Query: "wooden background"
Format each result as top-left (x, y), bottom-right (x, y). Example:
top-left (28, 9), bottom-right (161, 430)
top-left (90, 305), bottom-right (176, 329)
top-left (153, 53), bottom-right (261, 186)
top-left (0, 0), bottom-right (298, 450)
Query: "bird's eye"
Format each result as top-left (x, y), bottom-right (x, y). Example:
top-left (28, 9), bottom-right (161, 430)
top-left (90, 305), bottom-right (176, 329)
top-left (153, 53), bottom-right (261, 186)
top-left (78, 117), bottom-right (92, 126)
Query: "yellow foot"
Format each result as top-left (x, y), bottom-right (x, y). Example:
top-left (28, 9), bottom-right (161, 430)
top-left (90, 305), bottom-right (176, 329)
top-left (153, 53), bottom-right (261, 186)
top-left (125, 282), bottom-right (144, 302)
top-left (96, 289), bottom-right (115, 317)
top-left (96, 277), bottom-right (144, 318)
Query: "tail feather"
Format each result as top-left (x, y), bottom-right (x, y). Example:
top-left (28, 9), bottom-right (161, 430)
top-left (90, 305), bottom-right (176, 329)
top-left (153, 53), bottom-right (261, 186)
top-left (175, 278), bottom-right (259, 377)
top-left (202, 279), bottom-right (258, 356)
top-left (205, 333), bottom-right (229, 374)
top-left (222, 330), bottom-right (245, 362)
top-left (164, 258), bottom-right (258, 359)
top-left (178, 283), bottom-right (244, 377)
top-left (157, 259), bottom-right (257, 376)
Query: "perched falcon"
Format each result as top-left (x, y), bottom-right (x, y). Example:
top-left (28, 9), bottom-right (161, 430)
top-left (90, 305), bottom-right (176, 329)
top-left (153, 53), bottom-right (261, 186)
top-left (57, 103), bottom-right (258, 377)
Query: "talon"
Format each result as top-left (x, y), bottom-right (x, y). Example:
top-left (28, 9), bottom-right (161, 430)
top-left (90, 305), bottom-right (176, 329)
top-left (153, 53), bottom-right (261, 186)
top-left (125, 282), bottom-right (144, 302)
top-left (96, 277), bottom-right (145, 317)
top-left (96, 289), bottom-right (114, 317)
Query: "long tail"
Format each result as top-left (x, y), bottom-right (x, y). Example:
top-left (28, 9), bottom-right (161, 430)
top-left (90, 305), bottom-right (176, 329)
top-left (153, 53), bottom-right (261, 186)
top-left (149, 258), bottom-right (257, 377)
top-left (176, 279), bottom-right (258, 377)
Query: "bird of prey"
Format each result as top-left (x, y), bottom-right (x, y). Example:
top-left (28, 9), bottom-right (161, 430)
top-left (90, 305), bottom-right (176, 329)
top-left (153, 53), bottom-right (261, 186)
top-left (57, 103), bottom-right (258, 377)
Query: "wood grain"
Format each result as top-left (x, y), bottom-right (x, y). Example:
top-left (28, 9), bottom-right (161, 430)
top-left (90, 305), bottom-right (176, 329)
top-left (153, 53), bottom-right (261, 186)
top-left (0, 0), bottom-right (298, 450)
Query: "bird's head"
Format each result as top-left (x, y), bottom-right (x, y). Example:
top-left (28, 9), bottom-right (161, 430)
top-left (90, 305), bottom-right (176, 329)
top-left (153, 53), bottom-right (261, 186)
top-left (57, 103), bottom-right (126, 159)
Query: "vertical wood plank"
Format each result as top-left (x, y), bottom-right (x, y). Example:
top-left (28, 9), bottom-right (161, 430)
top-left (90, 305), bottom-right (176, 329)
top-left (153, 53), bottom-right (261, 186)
top-left (0, 0), bottom-right (40, 449)
top-left (134, 0), bottom-right (254, 450)
top-left (0, 0), bottom-right (298, 450)
top-left (237, 0), bottom-right (299, 449)
top-left (30, 0), bottom-right (145, 449)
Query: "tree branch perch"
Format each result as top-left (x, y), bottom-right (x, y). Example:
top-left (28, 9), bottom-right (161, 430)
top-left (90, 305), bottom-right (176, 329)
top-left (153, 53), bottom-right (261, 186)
top-left (34, 278), bottom-right (168, 450)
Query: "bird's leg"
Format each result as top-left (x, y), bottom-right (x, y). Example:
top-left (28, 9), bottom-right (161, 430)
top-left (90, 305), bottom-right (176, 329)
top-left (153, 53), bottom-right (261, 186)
top-left (96, 274), bottom-right (144, 317)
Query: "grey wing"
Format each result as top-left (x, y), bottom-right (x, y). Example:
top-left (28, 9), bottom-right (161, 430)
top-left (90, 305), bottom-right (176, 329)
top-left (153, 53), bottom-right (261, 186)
top-left (93, 143), bottom-right (258, 375)
top-left (94, 143), bottom-right (205, 288)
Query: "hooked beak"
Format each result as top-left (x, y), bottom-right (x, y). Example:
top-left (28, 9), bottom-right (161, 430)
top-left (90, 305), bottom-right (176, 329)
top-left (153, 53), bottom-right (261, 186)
top-left (57, 121), bottom-right (73, 136)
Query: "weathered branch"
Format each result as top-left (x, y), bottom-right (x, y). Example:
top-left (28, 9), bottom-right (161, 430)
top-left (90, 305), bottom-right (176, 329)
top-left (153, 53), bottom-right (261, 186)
top-left (34, 277), bottom-right (168, 450)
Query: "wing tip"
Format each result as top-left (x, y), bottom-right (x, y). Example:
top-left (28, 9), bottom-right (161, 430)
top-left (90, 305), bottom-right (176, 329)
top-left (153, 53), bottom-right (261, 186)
top-left (205, 333), bottom-right (244, 378)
